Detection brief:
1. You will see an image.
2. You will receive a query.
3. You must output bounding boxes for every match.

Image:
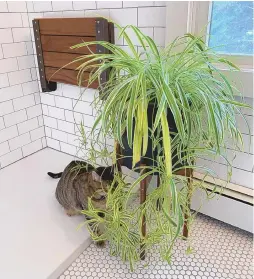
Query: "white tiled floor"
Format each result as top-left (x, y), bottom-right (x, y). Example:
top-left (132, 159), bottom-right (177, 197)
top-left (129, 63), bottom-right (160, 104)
top-left (0, 148), bottom-right (91, 279)
top-left (59, 214), bottom-right (253, 279)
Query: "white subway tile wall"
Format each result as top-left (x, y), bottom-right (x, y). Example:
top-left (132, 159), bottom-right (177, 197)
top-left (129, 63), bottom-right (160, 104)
top-left (0, 2), bottom-right (45, 168)
top-left (0, 1), bottom-right (252, 191)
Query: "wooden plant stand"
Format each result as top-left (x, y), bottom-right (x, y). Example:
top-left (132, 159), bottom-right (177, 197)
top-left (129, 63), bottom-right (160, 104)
top-left (115, 142), bottom-right (193, 260)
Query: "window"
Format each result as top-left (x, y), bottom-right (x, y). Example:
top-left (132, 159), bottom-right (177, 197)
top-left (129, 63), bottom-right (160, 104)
top-left (208, 1), bottom-right (253, 55)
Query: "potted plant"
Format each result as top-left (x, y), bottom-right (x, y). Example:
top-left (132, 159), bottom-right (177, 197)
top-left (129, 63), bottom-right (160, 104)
top-left (71, 23), bottom-right (251, 269)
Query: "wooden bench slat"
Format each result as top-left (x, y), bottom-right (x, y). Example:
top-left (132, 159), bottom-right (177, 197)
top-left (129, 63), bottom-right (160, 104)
top-left (43, 52), bottom-right (91, 71)
top-left (45, 67), bottom-right (98, 88)
top-left (38, 18), bottom-right (97, 36)
top-left (41, 35), bottom-right (96, 54)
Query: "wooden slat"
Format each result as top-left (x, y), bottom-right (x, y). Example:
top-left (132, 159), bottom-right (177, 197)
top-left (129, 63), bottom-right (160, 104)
top-left (41, 35), bottom-right (96, 54)
top-left (38, 18), bottom-right (97, 36)
top-left (45, 67), bottom-right (98, 88)
top-left (43, 52), bottom-right (90, 71)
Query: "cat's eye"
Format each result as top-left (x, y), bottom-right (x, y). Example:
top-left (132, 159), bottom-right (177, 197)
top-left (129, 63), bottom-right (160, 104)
top-left (98, 196), bottom-right (106, 200)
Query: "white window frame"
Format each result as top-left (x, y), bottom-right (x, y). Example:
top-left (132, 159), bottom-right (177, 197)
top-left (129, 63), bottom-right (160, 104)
top-left (165, 1), bottom-right (253, 70)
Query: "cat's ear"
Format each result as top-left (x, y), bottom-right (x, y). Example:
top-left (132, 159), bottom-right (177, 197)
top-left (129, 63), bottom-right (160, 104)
top-left (92, 171), bottom-right (102, 182)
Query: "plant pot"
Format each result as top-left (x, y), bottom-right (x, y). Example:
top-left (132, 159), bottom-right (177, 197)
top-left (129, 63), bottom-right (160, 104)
top-left (121, 103), bottom-right (181, 172)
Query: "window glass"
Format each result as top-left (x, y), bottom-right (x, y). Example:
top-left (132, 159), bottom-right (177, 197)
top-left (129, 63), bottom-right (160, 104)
top-left (208, 1), bottom-right (253, 55)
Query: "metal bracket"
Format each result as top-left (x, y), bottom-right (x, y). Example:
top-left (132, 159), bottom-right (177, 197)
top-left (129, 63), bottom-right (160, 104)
top-left (32, 19), bottom-right (57, 92)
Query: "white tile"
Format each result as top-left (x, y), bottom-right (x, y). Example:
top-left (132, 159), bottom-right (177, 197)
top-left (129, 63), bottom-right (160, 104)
top-left (52, 1), bottom-right (73, 11)
top-left (30, 126), bottom-right (45, 141)
top-left (2, 42), bottom-right (27, 58)
top-left (45, 126), bottom-right (51, 137)
top-left (62, 84), bottom-right (81, 99)
top-left (80, 88), bottom-right (98, 103)
top-left (110, 8), bottom-right (137, 26)
top-left (114, 27), bottom-right (124, 45)
top-left (42, 104), bottom-right (49, 116)
top-left (64, 110), bottom-right (74, 123)
top-left (0, 13), bottom-right (23, 28)
top-left (49, 83), bottom-right (63, 96)
top-left (8, 69), bottom-right (32, 86)
top-left (37, 115), bottom-right (44, 126)
top-left (26, 104), bottom-right (42, 119)
top-left (236, 114), bottom-right (253, 135)
top-left (44, 11), bottom-right (63, 18)
top-left (22, 138), bottom-right (42, 156)
top-left (60, 141), bottom-right (77, 155)
top-left (0, 100), bottom-right (13, 116)
top-left (52, 128), bottom-right (68, 142)
top-left (124, 27), bottom-right (154, 46)
top-left (48, 106), bottom-right (65, 120)
top-left (67, 133), bottom-right (79, 147)
top-left (0, 47), bottom-right (3, 59)
top-left (0, 1), bottom-right (8, 12)
top-left (21, 13), bottom-right (30, 27)
top-left (73, 112), bottom-right (83, 125)
top-left (97, 1), bottom-right (122, 8)
top-left (154, 27), bottom-right (165, 47)
top-left (26, 42), bottom-right (34, 55)
top-left (0, 85), bottom-right (23, 103)
top-left (0, 141), bottom-right (9, 156)
top-left (0, 29), bottom-right (13, 44)
top-left (22, 81), bottom-right (39, 95)
top-left (9, 133), bottom-right (31, 150)
top-left (62, 10), bottom-right (84, 17)
top-left (12, 28), bottom-right (31, 42)
top-left (7, 1), bottom-right (27, 12)
top-left (34, 92), bottom-right (41, 104)
top-left (30, 68), bottom-right (37, 80)
top-left (73, 1), bottom-right (96, 10)
top-left (138, 7), bottom-right (166, 27)
top-left (33, 1), bottom-right (52, 12)
top-left (43, 115), bottom-right (57, 129)
top-left (82, 114), bottom-right (95, 127)
top-left (0, 117), bottom-right (4, 130)
top-left (57, 119), bottom-right (75, 134)
top-left (154, 1), bottom-right (167, 6)
top-left (0, 148), bottom-right (22, 167)
top-left (13, 94), bottom-right (35, 110)
top-left (41, 93), bottom-right (55, 106)
top-left (26, 1), bottom-right (34, 12)
top-left (46, 137), bottom-right (60, 150)
top-left (0, 73), bottom-right (9, 89)
top-left (41, 136), bottom-right (46, 147)
top-left (231, 150), bottom-right (253, 172)
top-left (28, 12), bottom-right (43, 28)
top-left (85, 8), bottom-right (110, 18)
top-left (231, 167), bottom-right (253, 189)
top-left (0, 125), bottom-right (18, 143)
top-left (17, 55), bottom-right (35, 70)
top-left (0, 58), bottom-right (19, 74)
top-left (123, 1), bottom-right (153, 7)
top-left (17, 117), bottom-right (38, 134)
top-left (4, 109), bottom-right (27, 127)
top-left (73, 100), bottom-right (93, 115)
top-left (55, 96), bottom-right (73, 110)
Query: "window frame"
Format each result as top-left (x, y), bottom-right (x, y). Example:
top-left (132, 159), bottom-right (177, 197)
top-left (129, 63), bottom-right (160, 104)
top-left (165, 1), bottom-right (253, 70)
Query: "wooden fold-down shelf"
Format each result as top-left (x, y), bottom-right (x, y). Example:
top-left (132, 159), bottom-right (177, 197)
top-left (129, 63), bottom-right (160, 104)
top-left (32, 17), bottom-right (114, 92)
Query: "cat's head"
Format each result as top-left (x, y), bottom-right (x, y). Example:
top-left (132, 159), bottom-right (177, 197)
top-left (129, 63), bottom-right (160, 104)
top-left (89, 171), bottom-right (109, 212)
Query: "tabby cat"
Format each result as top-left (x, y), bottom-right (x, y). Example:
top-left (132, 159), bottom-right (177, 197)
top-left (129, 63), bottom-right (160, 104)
top-left (48, 160), bottom-right (116, 245)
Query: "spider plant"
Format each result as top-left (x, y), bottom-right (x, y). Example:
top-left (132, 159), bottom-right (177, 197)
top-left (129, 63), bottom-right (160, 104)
top-left (70, 22), bottom-right (251, 269)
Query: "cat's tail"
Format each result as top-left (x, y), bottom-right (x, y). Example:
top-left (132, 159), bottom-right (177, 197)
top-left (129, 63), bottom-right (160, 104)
top-left (47, 172), bottom-right (62, 179)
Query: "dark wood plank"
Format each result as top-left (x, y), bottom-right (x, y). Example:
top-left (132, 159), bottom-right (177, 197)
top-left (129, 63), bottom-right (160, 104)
top-left (43, 52), bottom-right (91, 70)
top-left (45, 67), bottom-right (98, 88)
top-left (38, 18), bottom-right (97, 36)
top-left (41, 35), bottom-right (96, 54)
